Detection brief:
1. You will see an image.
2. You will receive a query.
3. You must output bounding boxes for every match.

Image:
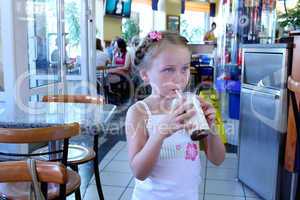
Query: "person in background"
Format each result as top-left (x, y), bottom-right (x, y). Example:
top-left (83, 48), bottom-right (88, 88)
top-left (35, 35), bottom-right (49, 73)
top-left (125, 35), bottom-right (140, 73)
top-left (50, 37), bottom-right (71, 72)
top-left (203, 22), bottom-right (217, 44)
top-left (96, 38), bottom-right (110, 67)
top-left (126, 31), bottom-right (225, 200)
top-left (106, 37), bottom-right (129, 96)
top-left (105, 37), bottom-right (119, 61)
top-left (112, 37), bottom-right (127, 66)
top-left (51, 38), bottom-right (70, 64)
top-left (124, 36), bottom-right (142, 92)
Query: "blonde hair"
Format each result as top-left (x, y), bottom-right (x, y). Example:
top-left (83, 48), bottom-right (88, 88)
top-left (134, 31), bottom-right (189, 70)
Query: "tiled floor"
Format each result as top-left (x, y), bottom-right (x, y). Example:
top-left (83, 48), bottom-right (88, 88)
top-left (67, 141), bottom-right (264, 200)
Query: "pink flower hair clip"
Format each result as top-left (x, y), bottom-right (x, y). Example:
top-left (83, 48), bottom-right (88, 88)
top-left (148, 31), bottom-right (162, 42)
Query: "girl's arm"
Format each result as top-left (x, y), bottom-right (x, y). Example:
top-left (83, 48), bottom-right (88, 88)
top-left (125, 103), bottom-right (165, 181)
top-left (199, 97), bottom-right (225, 165)
top-left (123, 52), bottom-right (131, 70)
top-left (204, 132), bottom-right (225, 165)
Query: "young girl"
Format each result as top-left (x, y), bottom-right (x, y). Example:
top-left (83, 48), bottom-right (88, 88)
top-left (125, 31), bottom-right (225, 200)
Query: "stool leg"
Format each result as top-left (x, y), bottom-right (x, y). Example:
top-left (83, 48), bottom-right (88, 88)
top-left (71, 164), bottom-right (81, 200)
top-left (94, 156), bottom-right (105, 200)
top-left (93, 135), bottom-right (105, 200)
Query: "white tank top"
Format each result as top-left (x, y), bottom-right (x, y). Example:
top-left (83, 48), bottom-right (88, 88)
top-left (131, 101), bottom-right (202, 200)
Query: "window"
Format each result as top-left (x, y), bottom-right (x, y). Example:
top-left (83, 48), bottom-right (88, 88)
top-left (0, 8), bottom-right (3, 92)
top-left (180, 11), bottom-right (209, 44)
top-left (131, 2), bottom-right (153, 37)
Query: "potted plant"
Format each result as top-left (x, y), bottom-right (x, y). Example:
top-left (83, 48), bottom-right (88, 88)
top-left (122, 18), bottom-right (140, 43)
top-left (277, 0), bottom-right (300, 31)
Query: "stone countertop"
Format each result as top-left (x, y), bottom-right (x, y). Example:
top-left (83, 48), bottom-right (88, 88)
top-left (0, 102), bottom-right (117, 136)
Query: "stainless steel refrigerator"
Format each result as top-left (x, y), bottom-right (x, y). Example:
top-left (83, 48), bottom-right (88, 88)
top-left (238, 44), bottom-right (293, 200)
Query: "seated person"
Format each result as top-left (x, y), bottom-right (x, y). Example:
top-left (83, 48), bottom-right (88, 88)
top-left (108, 38), bottom-right (131, 74)
top-left (50, 38), bottom-right (71, 71)
top-left (110, 38), bottom-right (128, 70)
top-left (104, 38), bottom-right (132, 103)
top-left (96, 38), bottom-right (110, 67)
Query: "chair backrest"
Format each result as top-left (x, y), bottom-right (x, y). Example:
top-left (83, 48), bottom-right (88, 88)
top-left (0, 123), bottom-right (80, 164)
top-left (0, 160), bottom-right (67, 184)
top-left (0, 123), bottom-right (79, 144)
top-left (42, 95), bottom-right (104, 104)
top-left (0, 160), bottom-right (68, 200)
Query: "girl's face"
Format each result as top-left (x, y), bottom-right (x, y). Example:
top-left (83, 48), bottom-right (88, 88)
top-left (141, 44), bottom-right (191, 99)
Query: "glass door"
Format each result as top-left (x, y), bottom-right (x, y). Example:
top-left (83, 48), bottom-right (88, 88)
top-left (63, 0), bottom-right (95, 93)
top-left (64, 0), bottom-right (84, 77)
top-left (25, 0), bottom-right (65, 101)
top-left (17, 0), bottom-right (93, 102)
top-left (27, 0), bottom-right (61, 85)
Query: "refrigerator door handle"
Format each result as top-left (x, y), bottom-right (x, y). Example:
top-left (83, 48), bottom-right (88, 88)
top-left (241, 87), bottom-right (281, 99)
top-left (241, 87), bottom-right (287, 133)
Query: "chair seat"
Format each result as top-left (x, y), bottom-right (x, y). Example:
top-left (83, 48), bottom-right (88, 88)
top-left (0, 169), bottom-right (80, 200)
top-left (33, 144), bottom-right (96, 165)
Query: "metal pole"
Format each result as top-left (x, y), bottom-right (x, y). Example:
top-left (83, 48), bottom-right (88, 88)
top-left (290, 173), bottom-right (298, 200)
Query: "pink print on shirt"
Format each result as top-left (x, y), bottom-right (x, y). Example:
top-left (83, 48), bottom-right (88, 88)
top-left (185, 143), bottom-right (198, 161)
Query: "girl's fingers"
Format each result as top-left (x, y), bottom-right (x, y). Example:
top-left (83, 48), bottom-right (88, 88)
top-left (205, 111), bottom-right (216, 119)
top-left (174, 103), bottom-right (193, 116)
top-left (207, 115), bottom-right (216, 121)
top-left (175, 109), bottom-right (195, 123)
top-left (204, 107), bottom-right (215, 115)
top-left (199, 97), bottom-right (210, 109)
top-left (204, 108), bottom-right (216, 119)
top-left (199, 97), bottom-right (214, 110)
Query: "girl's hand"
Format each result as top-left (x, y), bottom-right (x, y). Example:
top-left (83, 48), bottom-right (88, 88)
top-left (156, 98), bottom-right (196, 139)
top-left (197, 96), bottom-right (225, 165)
top-left (198, 96), bottom-right (216, 129)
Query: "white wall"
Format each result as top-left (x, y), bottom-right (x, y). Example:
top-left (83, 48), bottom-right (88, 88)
top-left (152, 0), bottom-right (166, 32)
top-left (95, 0), bottom-right (104, 40)
top-left (131, 2), bottom-right (154, 37)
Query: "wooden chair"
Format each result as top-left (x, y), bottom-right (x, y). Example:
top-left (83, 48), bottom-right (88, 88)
top-left (0, 123), bottom-right (81, 200)
top-left (42, 95), bottom-right (104, 104)
top-left (0, 160), bottom-right (75, 200)
top-left (41, 95), bottom-right (105, 200)
top-left (97, 66), bottom-right (134, 105)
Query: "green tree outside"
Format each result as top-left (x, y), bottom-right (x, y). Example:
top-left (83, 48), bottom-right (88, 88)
top-left (122, 18), bottom-right (140, 43)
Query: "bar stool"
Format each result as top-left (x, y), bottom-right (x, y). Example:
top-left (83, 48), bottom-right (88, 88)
top-left (0, 123), bottom-right (81, 199)
top-left (39, 95), bottom-right (105, 200)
